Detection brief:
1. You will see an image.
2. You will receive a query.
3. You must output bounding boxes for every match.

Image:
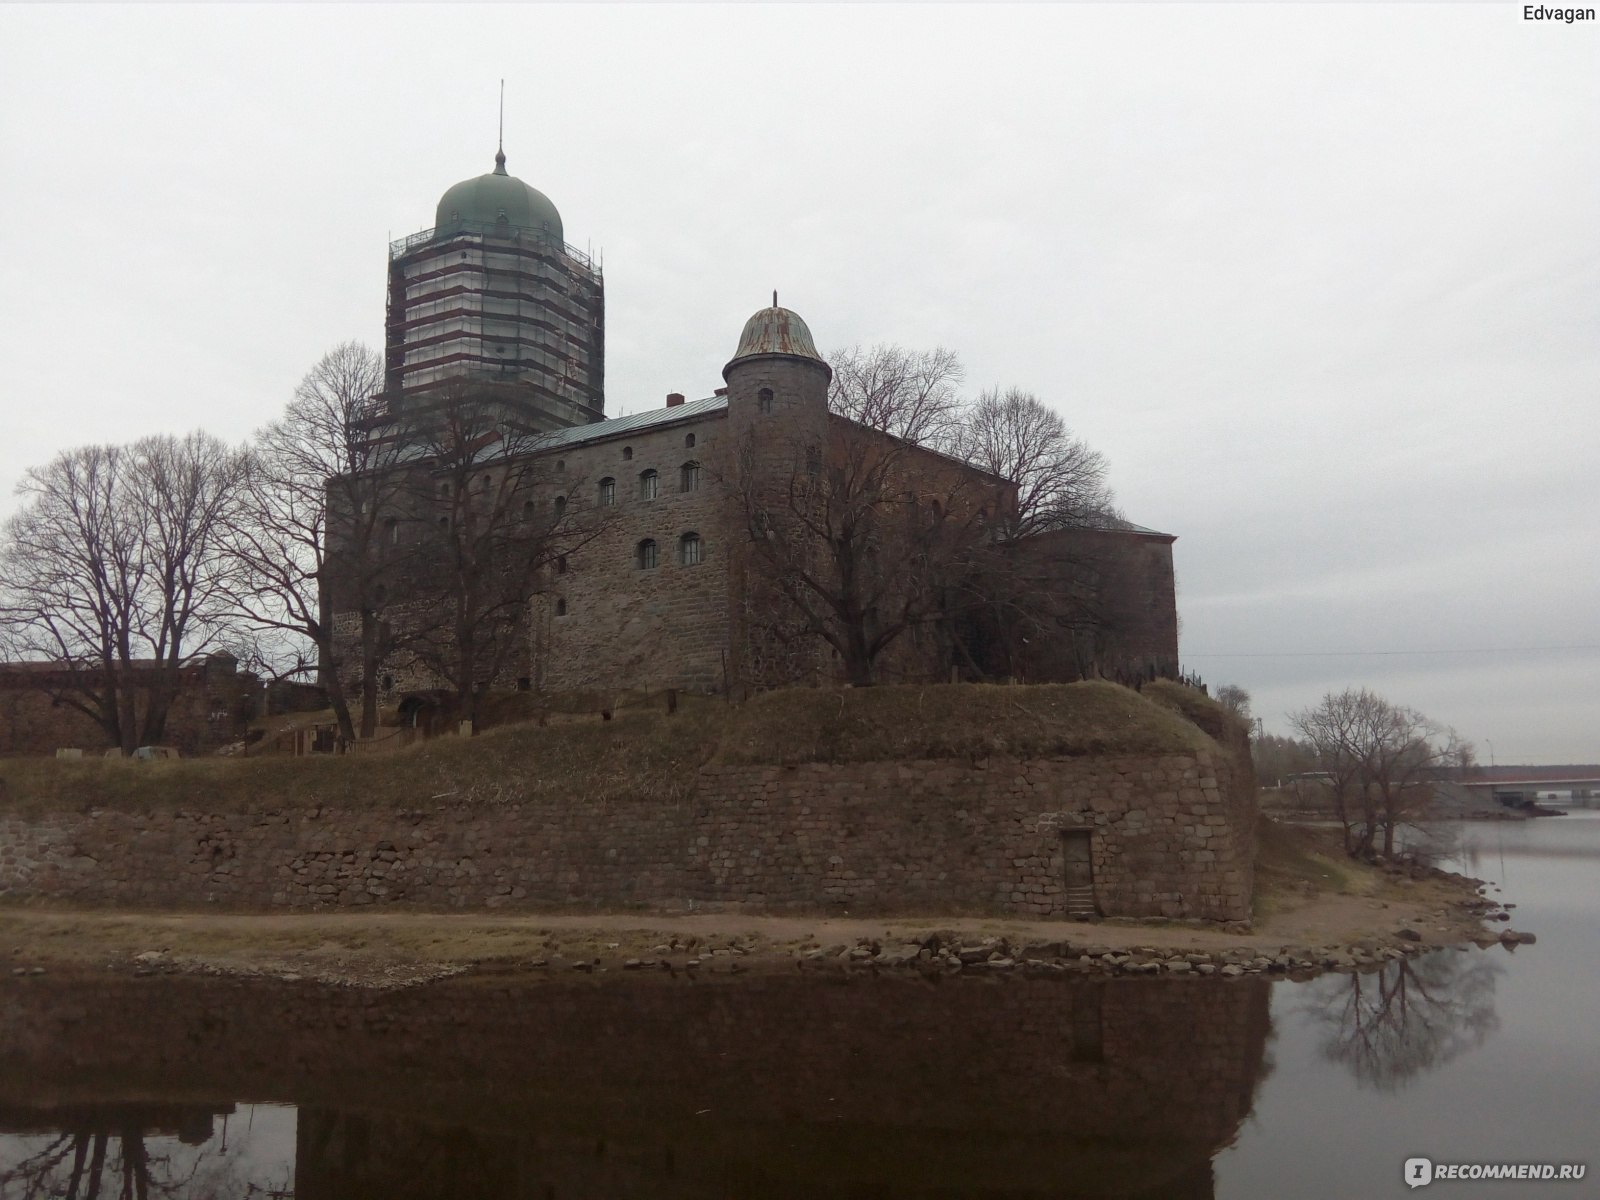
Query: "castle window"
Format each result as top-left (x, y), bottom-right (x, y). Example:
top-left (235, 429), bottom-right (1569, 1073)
top-left (598, 477), bottom-right (616, 506)
top-left (556, 459), bottom-right (566, 473)
top-left (437, 481), bottom-right (451, 499)
top-left (622, 445), bottom-right (633, 461)
top-left (437, 516), bottom-right (449, 533)
top-left (806, 446), bottom-right (822, 476)
top-left (386, 518), bottom-right (399, 546)
top-left (639, 470), bottom-right (659, 500)
top-left (478, 474), bottom-right (491, 493)
top-left (554, 495), bottom-right (567, 518)
top-left (556, 555), bottom-right (568, 575)
top-left (679, 462), bottom-right (701, 493)
top-left (685, 432), bottom-right (696, 448)
top-left (521, 500), bottom-right (534, 523)
top-left (679, 532), bottom-right (703, 566)
top-left (555, 597), bottom-right (568, 617)
top-left (637, 539), bottom-right (658, 570)
top-left (382, 674), bottom-right (394, 694)
top-left (758, 388), bottom-right (773, 413)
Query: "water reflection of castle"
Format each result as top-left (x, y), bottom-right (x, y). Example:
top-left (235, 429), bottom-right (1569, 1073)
top-left (1, 972), bottom-right (1277, 1198)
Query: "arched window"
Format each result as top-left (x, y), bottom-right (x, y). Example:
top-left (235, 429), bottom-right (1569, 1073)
top-left (637, 539), bottom-right (658, 569)
top-left (679, 461), bottom-right (701, 493)
top-left (478, 474), bottom-right (491, 493)
top-left (639, 469), bottom-right (659, 500)
top-left (437, 481), bottom-right (451, 499)
top-left (521, 500), bottom-right (534, 523)
top-left (758, 388), bottom-right (774, 413)
top-left (556, 555), bottom-right (568, 575)
top-left (598, 477), bottom-right (616, 506)
top-left (685, 432), bottom-right (696, 448)
top-left (806, 446), bottom-right (822, 476)
top-left (554, 495), bottom-right (566, 518)
top-left (622, 445), bottom-right (633, 461)
top-left (555, 597), bottom-right (568, 617)
top-left (556, 459), bottom-right (566, 473)
top-left (679, 532), bottom-right (703, 566)
top-left (385, 518), bottom-right (399, 546)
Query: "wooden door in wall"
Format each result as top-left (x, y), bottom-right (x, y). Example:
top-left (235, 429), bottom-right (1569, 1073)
top-left (1061, 831), bottom-right (1097, 917)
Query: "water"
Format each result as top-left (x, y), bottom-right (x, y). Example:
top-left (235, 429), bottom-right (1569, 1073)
top-left (1218, 811), bottom-right (1600, 1198)
top-left (2, 815), bottom-right (1597, 1198)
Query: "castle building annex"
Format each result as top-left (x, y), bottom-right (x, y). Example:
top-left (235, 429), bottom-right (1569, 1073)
top-left (324, 150), bottom-right (1181, 711)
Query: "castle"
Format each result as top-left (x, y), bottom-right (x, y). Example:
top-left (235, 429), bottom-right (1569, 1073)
top-left (323, 149), bottom-right (1182, 714)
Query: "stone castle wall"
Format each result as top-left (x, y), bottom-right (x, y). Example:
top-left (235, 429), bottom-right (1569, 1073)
top-left (0, 746), bottom-right (1253, 921)
top-left (0, 658), bottom-right (270, 758)
top-left (328, 403), bottom-right (738, 702)
top-left (539, 409), bottom-right (735, 695)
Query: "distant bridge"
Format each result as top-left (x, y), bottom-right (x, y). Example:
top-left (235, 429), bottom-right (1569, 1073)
top-left (1457, 773), bottom-right (1600, 809)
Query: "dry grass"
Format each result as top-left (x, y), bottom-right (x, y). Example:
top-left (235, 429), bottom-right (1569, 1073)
top-left (0, 681), bottom-right (1221, 816)
top-left (716, 681), bottom-right (1215, 766)
top-left (1141, 679), bottom-right (1248, 744)
top-left (1251, 815), bottom-right (1368, 922)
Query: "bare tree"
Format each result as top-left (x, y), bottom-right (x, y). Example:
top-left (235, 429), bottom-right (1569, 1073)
top-left (0, 433), bottom-right (242, 754)
top-left (386, 392), bottom-right (611, 731)
top-left (1215, 684), bottom-right (1252, 722)
top-left (734, 347), bottom-right (1001, 687)
top-left (1253, 731), bottom-right (1318, 788)
top-left (129, 432), bottom-right (243, 743)
top-left (1292, 688), bottom-right (1462, 858)
top-left (952, 387), bottom-right (1117, 534)
top-left (224, 342), bottom-right (397, 740)
top-left (827, 344), bottom-right (966, 446)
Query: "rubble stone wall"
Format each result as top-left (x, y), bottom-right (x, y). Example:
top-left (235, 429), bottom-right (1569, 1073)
top-left (0, 747), bottom-right (1254, 921)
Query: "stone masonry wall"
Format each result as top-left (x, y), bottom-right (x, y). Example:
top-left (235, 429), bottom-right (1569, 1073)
top-left (0, 748), bottom-right (1253, 921)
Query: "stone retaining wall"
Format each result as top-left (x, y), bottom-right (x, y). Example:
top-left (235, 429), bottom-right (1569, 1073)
top-left (0, 748), bottom-right (1254, 921)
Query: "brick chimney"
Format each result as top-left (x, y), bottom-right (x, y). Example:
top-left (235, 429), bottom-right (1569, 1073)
top-left (666, 392), bottom-right (685, 407)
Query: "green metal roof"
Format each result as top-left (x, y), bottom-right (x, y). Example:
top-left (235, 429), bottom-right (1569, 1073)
top-left (434, 150), bottom-right (563, 244)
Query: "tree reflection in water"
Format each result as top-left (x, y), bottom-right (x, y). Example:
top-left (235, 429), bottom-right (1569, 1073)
top-left (0, 1105), bottom-right (292, 1200)
top-left (1301, 951), bottom-right (1501, 1091)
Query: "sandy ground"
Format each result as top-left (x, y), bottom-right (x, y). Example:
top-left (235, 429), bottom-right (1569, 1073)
top-left (0, 862), bottom-right (1502, 989)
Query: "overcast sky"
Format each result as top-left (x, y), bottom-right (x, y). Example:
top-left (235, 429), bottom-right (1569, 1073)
top-left (1, 4), bottom-right (1595, 762)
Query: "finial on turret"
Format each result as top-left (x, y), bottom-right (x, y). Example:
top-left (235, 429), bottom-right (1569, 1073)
top-left (773, 289), bottom-right (778, 308)
top-left (494, 79), bottom-right (508, 175)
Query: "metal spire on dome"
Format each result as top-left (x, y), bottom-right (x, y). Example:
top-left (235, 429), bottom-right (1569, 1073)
top-left (773, 290), bottom-right (778, 307)
top-left (494, 79), bottom-right (507, 175)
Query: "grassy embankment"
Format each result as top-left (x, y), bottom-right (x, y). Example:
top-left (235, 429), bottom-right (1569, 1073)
top-left (0, 680), bottom-right (1225, 817)
top-left (0, 683), bottom-right (1497, 975)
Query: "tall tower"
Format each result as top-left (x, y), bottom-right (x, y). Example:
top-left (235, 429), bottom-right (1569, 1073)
top-left (721, 302), bottom-right (833, 692)
top-left (382, 149), bottom-right (605, 431)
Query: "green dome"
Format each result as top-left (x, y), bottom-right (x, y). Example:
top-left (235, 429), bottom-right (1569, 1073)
top-left (434, 150), bottom-right (564, 244)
